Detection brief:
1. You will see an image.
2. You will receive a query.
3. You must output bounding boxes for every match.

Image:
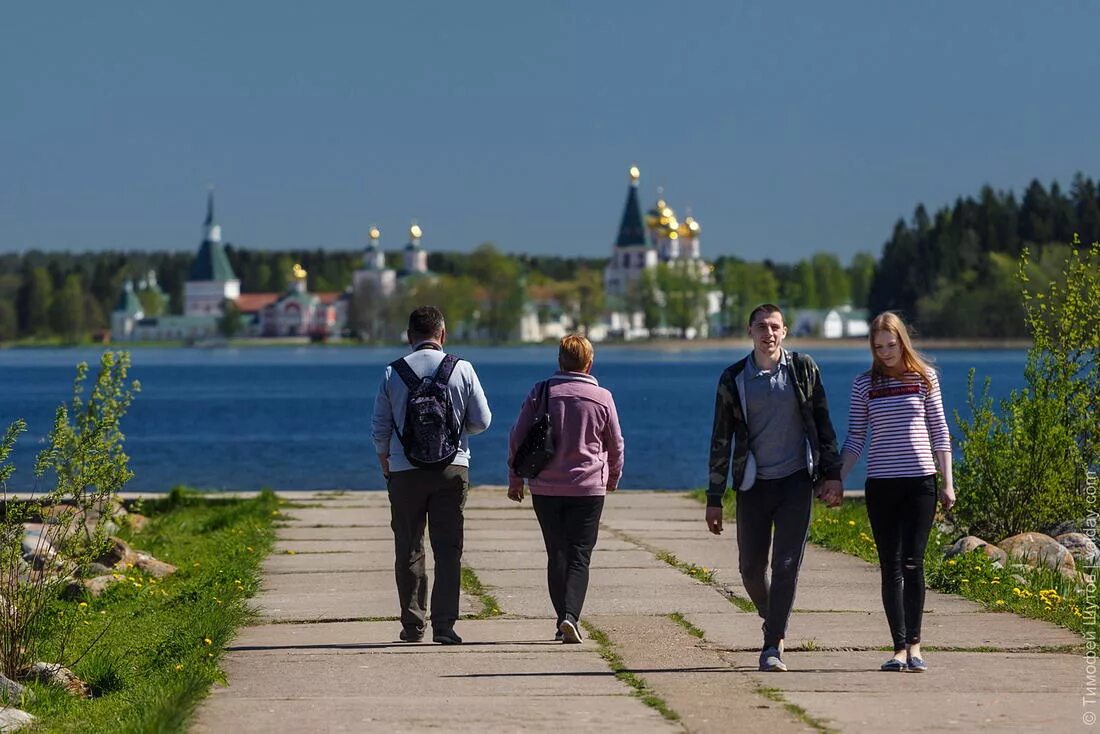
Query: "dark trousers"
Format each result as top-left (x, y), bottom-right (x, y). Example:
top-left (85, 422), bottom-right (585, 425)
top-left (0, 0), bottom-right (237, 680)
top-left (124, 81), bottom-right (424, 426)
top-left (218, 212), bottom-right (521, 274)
top-left (865, 474), bottom-right (937, 650)
top-left (735, 471), bottom-right (813, 649)
top-left (531, 493), bottom-right (605, 625)
top-left (387, 465), bottom-right (469, 632)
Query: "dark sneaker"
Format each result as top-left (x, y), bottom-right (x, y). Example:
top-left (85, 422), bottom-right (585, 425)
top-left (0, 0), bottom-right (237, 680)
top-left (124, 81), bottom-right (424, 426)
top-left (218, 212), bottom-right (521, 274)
top-left (554, 629), bottom-right (563, 641)
top-left (432, 628), bottom-right (463, 645)
top-left (399, 627), bottom-right (424, 643)
top-left (907, 655), bottom-right (927, 672)
top-left (759, 646), bottom-right (787, 672)
top-left (880, 658), bottom-right (906, 672)
top-left (558, 619), bottom-right (582, 644)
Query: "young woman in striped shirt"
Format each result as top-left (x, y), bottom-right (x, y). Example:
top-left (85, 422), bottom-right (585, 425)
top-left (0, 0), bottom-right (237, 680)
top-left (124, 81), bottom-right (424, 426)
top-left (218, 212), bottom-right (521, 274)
top-left (840, 312), bottom-right (955, 673)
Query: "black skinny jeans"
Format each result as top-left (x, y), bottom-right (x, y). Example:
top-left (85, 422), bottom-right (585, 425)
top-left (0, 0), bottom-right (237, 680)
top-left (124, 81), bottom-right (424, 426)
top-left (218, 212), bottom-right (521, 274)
top-left (735, 471), bottom-right (813, 649)
top-left (865, 474), bottom-right (937, 651)
top-left (531, 494), bottom-right (605, 626)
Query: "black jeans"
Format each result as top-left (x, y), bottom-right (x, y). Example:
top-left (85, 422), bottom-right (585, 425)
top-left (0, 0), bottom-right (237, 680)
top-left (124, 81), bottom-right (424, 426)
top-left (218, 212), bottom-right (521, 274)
top-left (531, 493), bottom-right (605, 626)
top-left (865, 474), bottom-right (937, 650)
top-left (387, 465), bottom-right (469, 633)
top-left (735, 471), bottom-right (813, 649)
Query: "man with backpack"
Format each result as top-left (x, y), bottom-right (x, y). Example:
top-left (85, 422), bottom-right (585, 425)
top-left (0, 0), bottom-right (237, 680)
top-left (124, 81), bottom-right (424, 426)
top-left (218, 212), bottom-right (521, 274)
top-left (372, 306), bottom-right (492, 645)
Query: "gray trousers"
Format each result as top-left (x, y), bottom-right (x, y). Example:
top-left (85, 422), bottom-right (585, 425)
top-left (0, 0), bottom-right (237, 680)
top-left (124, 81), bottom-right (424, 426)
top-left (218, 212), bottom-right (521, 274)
top-left (735, 470), bottom-right (813, 649)
top-left (387, 465), bottom-right (469, 632)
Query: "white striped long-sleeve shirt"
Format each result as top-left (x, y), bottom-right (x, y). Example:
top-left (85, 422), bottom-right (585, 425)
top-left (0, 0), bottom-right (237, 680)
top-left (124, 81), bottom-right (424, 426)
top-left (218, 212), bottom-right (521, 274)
top-left (842, 370), bottom-right (951, 479)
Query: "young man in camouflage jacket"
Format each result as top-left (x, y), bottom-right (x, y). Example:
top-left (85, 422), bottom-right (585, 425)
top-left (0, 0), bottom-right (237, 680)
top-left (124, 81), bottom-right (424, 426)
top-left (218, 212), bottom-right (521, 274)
top-left (705, 304), bottom-right (843, 672)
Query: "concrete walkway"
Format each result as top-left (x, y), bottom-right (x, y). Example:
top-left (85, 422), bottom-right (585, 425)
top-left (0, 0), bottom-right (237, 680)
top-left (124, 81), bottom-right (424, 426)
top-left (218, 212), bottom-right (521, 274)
top-left (191, 489), bottom-right (1086, 733)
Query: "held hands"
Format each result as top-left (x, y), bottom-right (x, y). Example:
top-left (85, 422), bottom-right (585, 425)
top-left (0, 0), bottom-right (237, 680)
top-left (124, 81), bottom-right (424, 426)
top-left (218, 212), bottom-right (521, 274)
top-left (816, 479), bottom-right (843, 508)
top-left (705, 507), bottom-right (724, 535)
top-left (939, 483), bottom-right (956, 511)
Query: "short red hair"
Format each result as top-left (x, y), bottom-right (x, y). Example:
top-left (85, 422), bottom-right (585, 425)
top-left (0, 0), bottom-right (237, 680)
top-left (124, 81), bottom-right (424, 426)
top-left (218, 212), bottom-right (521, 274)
top-left (558, 334), bottom-right (594, 372)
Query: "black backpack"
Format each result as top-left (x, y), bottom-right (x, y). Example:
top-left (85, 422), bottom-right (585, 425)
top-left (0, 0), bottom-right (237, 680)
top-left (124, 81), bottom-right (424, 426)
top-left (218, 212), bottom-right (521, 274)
top-left (511, 380), bottom-right (556, 479)
top-left (390, 354), bottom-right (462, 469)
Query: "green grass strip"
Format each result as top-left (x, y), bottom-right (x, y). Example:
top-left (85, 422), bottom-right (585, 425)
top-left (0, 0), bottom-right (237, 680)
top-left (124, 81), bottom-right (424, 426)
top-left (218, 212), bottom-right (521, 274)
top-left (459, 566), bottom-right (503, 619)
top-left (756, 686), bottom-right (838, 734)
top-left (22, 488), bottom-right (281, 733)
top-left (666, 612), bottom-right (705, 639)
top-left (581, 621), bottom-right (680, 721)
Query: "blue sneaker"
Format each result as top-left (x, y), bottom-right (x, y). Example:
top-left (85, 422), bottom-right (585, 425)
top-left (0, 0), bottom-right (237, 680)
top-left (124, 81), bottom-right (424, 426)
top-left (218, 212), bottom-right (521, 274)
top-left (907, 654), bottom-right (927, 672)
top-left (759, 646), bottom-right (787, 672)
top-left (880, 658), bottom-right (906, 672)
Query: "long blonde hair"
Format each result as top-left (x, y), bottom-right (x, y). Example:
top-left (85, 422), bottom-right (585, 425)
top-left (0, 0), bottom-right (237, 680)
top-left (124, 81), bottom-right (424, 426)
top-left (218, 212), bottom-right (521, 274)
top-left (868, 312), bottom-right (935, 391)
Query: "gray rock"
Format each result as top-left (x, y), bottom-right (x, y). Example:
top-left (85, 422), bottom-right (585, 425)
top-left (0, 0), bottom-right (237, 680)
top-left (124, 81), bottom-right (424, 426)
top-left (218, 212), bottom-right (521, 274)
top-left (82, 562), bottom-right (114, 578)
top-left (0, 708), bottom-right (35, 732)
top-left (944, 535), bottom-right (1007, 565)
top-left (998, 532), bottom-right (1077, 575)
top-left (94, 537), bottom-right (134, 567)
top-left (1056, 533), bottom-right (1099, 567)
top-left (84, 575), bottom-right (116, 597)
top-left (27, 662), bottom-right (90, 698)
top-left (0, 674), bottom-right (32, 705)
top-left (21, 531), bottom-right (57, 570)
top-left (1044, 519), bottom-right (1082, 537)
top-left (133, 553), bottom-right (177, 579)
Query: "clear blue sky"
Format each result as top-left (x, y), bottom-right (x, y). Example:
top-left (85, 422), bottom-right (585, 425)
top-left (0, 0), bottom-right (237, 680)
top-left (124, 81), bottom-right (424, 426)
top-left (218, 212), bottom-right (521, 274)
top-left (3, 1), bottom-right (1098, 263)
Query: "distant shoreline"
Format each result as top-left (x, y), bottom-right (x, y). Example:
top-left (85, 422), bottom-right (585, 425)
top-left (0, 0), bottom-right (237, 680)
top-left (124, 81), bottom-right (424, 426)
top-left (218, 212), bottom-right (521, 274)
top-left (600, 337), bottom-right (1033, 351)
top-left (1, 336), bottom-right (1032, 351)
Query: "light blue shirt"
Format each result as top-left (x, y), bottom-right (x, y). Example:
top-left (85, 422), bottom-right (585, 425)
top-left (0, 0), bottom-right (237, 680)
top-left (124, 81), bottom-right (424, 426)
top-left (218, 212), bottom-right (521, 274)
top-left (372, 344), bottom-right (492, 472)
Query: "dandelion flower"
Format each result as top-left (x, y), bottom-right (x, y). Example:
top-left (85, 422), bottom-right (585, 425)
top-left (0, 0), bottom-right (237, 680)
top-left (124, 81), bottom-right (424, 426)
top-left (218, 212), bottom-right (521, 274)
top-left (204, 638), bottom-right (213, 646)
top-left (174, 664), bottom-right (184, 671)
top-left (995, 600), bottom-right (1005, 606)
top-left (847, 520), bottom-right (856, 526)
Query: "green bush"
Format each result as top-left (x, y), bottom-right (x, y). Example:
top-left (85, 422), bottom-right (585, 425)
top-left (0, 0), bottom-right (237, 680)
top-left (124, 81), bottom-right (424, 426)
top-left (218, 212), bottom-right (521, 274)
top-left (953, 240), bottom-right (1099, 540)
top-left (0, 351), bottom-right (140, 679)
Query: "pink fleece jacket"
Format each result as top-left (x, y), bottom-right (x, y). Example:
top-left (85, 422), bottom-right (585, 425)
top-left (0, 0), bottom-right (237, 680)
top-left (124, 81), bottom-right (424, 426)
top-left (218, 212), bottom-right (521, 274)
top-left (507, 372), bottom-right (625, 496)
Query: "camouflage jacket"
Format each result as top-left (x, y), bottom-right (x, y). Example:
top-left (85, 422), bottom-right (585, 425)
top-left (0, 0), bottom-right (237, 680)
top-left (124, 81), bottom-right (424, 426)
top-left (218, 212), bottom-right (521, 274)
top-left (706, 349), bottom-right (842, 507)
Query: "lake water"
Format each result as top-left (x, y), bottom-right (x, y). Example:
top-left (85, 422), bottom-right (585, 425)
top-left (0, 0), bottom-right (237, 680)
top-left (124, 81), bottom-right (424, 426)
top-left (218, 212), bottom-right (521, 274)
top-left (0, 345), bottom-right (1026, 492)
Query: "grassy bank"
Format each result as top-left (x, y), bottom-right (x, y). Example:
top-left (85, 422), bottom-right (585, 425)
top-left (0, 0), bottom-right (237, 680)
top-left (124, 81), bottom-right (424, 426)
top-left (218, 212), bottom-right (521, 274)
top-left (21, 488), bottom-right (280, 733)
top-left (690, 489), bottom-right (1087, 637)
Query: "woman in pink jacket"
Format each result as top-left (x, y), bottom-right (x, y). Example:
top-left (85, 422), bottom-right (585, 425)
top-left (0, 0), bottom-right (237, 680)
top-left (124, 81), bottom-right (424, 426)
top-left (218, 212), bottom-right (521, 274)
top-left (507, 335), bottom-right (625, 644)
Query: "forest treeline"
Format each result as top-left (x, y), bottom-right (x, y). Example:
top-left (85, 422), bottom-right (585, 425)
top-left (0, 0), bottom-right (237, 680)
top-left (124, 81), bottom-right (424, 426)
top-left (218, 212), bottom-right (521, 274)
top-left (1, 174), bottom-right (1096, 342)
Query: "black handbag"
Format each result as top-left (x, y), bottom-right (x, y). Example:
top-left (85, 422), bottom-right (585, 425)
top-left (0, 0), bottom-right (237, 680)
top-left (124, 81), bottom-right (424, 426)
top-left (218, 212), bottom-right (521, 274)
top-left (512, 380), bottom-right (555, 479)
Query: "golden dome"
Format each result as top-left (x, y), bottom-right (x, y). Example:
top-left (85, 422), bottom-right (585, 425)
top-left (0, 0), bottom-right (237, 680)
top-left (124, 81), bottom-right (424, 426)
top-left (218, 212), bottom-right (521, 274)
top-left (679, 215), bottom-right (700, 237)
top-left (368, 225), bottom-right (380, 241)
top-left (292, 263), bottom-right (307, 280)
top-left (409, 221), bottom-right (422, 240)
